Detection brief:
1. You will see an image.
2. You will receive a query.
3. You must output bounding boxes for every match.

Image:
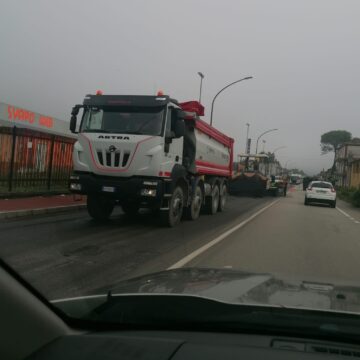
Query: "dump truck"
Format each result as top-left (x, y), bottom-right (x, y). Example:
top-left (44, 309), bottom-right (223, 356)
top-left (68, 92), bottom-right (234, 226)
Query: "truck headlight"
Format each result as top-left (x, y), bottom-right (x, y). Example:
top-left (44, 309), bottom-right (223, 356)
top-left (141, 188), bottom-right (157, 197)
top-left (70, 183), bottom-right (82, 191)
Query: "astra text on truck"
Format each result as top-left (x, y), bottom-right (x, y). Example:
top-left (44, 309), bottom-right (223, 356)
top-left (69, 91), bottom-right (234, 227)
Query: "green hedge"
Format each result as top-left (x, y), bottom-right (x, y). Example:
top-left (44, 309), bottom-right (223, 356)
top-left (352, 189), bottom-right (360, 207)
top-left (337, 187), bottom-right (360, 207)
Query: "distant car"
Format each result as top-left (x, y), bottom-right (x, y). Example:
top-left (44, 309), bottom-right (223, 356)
top-left (304, 181), bottom-right (336, 208)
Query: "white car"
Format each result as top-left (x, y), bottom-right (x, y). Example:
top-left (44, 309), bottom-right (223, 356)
top-left (304, 181), bottom-right (336, 208)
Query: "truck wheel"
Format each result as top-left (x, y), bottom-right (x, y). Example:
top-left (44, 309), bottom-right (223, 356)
top-left (218, 183), bottom-right (227, 212)
top-left (161, 186), bottom-right (184, 227)
top-left (122, 202), bottom-right (139, 217)
top-left (87, 195), bottom-right (114, 221)
top-left (206, 184), bottom-right (220, 215)
top-left (186, 185), bottom-right (203, 220)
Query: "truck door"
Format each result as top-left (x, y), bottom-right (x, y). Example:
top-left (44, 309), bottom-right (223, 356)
top-left (164, 106), bottom-right (183, 168)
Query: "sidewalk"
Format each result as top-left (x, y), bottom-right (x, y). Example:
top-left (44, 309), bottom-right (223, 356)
top-left (0, 194), bottom-right (86, 220)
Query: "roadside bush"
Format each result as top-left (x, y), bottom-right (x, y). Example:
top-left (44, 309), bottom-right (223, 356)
top-left (351, 189), bottom-right (360, 207)
top-left (337, 187), bottom-right (360, 207)
top-left (337, 187), bottom-right (354, 201)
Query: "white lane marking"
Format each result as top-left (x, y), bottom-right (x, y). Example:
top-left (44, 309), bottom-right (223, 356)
top-left (168, 199), bottom-right (280, 269)
top-left (336, 207), bottom-right (360, 224)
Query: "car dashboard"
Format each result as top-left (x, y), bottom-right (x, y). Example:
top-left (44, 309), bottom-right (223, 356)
top-left (26, 330), bottom-right (360, 360)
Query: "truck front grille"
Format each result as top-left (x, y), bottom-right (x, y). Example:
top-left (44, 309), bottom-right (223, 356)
top-left (96, 150), bottom-right (131, 168)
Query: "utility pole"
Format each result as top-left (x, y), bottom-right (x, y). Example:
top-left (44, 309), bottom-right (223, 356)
top-left (245, 123), bottom-right (250, 153)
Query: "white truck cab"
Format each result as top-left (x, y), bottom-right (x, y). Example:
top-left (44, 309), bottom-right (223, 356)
top-left (69, 93), bottom-right (233, 226)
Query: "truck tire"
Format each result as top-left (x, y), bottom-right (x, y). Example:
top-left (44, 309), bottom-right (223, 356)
top-left (206, 184), bottom-right (220, 215)
top-left (87, 194), bottom-right (114, 221)
top-left (185, 185), bottom-right (203, 220)
top-left (218, 183), bottom-right (227, 212)
top-left (161, 186), bottom-right (184, 227)
top-left (122, 202), bottom-right (140, 217)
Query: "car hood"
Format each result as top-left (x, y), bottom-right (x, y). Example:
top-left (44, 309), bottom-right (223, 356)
top-left (53, 268), bottom-right (360, 315)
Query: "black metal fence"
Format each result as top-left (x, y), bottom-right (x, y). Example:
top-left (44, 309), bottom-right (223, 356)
top-left (0, 126), bottom-right (75, 194)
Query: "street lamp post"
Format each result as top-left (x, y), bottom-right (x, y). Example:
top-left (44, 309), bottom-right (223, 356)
top-left (262, 139), bottom-right (266, 153)
top-left (198, 72), bottom-right (204, 103)
top-left (210, 76), bottom-right (253, 126)
top-left (255, 128), bottom-right (278, 154)
top-left (245, 123), bottom-right (250, 153)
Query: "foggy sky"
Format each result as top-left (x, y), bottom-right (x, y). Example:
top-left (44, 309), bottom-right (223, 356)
top-left (1, 0), bottom-right (360, 175)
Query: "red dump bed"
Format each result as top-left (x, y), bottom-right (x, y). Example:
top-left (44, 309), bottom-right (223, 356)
top-left (179, 101), bottom-right (234, 178)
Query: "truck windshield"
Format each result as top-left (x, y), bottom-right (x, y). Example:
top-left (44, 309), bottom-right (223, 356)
top-left (80, 107), bottom-right (165, 136)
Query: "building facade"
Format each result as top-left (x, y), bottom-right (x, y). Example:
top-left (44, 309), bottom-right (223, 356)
top-left (335, 143), bottom-right (360, 188)
top-left (0, 101), bottom-right (76, 193)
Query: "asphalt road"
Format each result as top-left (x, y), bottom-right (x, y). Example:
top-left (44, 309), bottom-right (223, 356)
top-left (0, 193), bottom-right (273, 299)
top-left (1, 186), bottom-right (359, 300)
top-left (185, 186), bottom-right (360, 285)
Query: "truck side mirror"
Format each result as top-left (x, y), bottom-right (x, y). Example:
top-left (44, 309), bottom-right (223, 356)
top-left (70, 115), bottom-right (77, 133)
top-left (174, 120), bottom-right (185, 138)
top-left (164, 130), bottom-right (175, 153)
top-left (70, 105), bottom-right (81, 133)
top-left (71, 106), bottom-right (80, 116)
top-left (165, 130), bottom-right (175, 141)
top-left (175, 109), bottom-right (186, 120)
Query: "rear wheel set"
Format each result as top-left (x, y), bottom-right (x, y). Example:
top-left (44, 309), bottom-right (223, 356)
top-left (218, 183), bottom-right (227, 212)
top-left (186, 185), bottom-right (203, 220)
top-left (205, 184), bottom-right (220, 215)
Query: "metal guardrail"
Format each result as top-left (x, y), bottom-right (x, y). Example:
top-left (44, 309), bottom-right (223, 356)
top-left (0, 126), bottom-right (75, 193)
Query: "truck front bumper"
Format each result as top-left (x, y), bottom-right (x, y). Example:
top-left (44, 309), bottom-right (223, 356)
top-left (69, 172), bottom-right (169, 206)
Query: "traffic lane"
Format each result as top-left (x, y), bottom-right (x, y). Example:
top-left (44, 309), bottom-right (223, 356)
top-left (185, 188), bottom-right (360, 284)
top-left (0, 195), bottom-right (272, 299)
